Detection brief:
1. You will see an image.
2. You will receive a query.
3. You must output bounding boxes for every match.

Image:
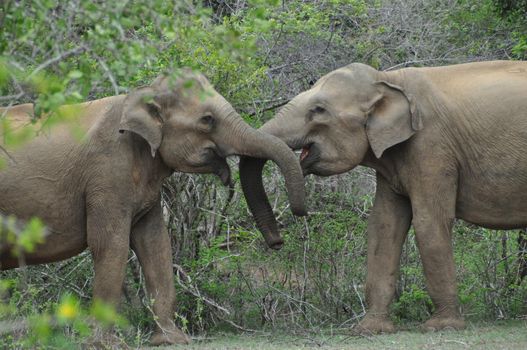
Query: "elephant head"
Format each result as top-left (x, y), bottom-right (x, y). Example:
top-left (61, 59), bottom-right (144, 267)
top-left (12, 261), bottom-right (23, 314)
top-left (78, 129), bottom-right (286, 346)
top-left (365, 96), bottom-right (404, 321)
top-left (240, 63), bottom-right (422, 237)
top-left (119, 70), bottom-right (306, 249)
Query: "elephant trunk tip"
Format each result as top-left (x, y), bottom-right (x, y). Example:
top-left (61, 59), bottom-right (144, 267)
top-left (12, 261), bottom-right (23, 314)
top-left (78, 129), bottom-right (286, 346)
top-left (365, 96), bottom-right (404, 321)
top-left (291, 204), bottom-right (308, 217)
top-left (267, 237), bottom-right (284, 250)
top-left (288, 182), bottom-right (308, 216)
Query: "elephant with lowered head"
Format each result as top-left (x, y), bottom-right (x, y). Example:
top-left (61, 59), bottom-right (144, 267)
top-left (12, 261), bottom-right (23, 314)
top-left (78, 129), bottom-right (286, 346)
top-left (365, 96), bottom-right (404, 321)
top-left (240, 61), bottom-right (527, 333)
top-left (0, 70), bottom-right (305, 345)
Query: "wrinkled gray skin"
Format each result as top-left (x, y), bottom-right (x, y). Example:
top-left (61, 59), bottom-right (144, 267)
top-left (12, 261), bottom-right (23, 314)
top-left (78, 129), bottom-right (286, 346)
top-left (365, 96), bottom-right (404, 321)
top-left (0, 71), bottom-right (305, 345)
top-left (240, 61), bottom-right (527, 333)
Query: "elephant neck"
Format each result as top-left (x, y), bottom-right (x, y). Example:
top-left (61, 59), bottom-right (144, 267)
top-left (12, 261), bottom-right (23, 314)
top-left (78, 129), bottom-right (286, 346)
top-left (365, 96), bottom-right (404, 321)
top-left (381, 68), bottom-right (409, 88)
top-left (127, 131), bottom-right (173, 189)
top-left (361, 148), bottom-right (404, 193)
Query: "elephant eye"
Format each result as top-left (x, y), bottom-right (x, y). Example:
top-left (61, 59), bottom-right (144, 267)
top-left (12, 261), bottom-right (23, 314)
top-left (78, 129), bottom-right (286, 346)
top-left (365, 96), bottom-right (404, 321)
top-left (146, 102), bottom-right (163, 121)
top-left (309, 106), bottom-right (326, 115)
top-left (307, 106), bottom-right (326, 121)
top-left (199, 115), bottom-right (215, 126)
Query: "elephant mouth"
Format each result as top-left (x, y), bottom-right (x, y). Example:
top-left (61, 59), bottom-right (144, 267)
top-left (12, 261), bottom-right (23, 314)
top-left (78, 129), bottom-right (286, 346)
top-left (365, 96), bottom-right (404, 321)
top-left (202, 148), bottom-right (232, 186)
top-left (214, 164), bottom-right (232, 186)
top-left (300, 144), bottom-right (311, 162)
top-left (296, 143), bottom-right (320, 175)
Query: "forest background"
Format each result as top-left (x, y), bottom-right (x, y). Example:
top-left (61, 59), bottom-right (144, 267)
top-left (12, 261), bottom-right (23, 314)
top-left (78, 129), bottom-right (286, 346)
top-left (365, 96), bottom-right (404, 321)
top-left (0, 0), bottom-right (526, 347)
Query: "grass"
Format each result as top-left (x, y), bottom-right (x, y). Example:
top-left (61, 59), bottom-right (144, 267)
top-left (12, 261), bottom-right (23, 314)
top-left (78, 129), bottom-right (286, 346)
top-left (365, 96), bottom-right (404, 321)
top-left (153, 320), bottom-right (527, 350)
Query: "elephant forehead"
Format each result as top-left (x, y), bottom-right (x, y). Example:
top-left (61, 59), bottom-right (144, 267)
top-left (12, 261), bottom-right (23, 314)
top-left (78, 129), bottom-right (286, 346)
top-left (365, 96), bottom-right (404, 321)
top-left (312, 79), bottom-right (374, 107)
top-left (153, 77), bottom-right (215, 109)
top-left (154, 70), bottom-right (210, 90)
top-left (166, 113), bottom-right (200, 129)
top-left (179, 88), bottom-right (219, 109)
top-left (163, 92), bottom-right (213, 116)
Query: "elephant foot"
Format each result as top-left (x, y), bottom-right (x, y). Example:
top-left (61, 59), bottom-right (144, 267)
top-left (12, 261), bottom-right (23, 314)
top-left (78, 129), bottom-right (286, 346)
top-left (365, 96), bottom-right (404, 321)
top-left (422, 314), bottom-right (466, 332)
top-left (150, 327), bottom-right (191, 346)
top-left (355, 314), bottom-right (396, 335)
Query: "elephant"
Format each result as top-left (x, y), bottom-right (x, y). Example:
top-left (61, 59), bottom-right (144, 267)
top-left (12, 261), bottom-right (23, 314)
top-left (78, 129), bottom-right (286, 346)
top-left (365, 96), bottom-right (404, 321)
top-left (239, 60), bottom-right (527, 333)
top-left (0, 70), bottom-right (306, 345)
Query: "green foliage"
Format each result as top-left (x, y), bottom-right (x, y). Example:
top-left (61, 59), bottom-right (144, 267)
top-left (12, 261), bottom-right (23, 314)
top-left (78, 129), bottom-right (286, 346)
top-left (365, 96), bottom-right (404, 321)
top-left (393, 283), bottom-right (432, 322)
top-left (21, 294), bottom-right (127, 349)
top-left (512, 35), bottom-right (527, 58)
top-left (451, 0), bottom-right (527, 60)
top-left (0, 216), bottom-right (45, 257)
top-left (494, 0), bottom-right (527, 16)
top-left (0, 0), bottom-right (282, 122)
top-left (14, 217), bottom-right (45, 255)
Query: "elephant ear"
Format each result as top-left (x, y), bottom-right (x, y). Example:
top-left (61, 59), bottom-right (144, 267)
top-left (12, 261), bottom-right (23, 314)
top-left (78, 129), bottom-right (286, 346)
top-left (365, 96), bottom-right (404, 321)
top-left (365, 81), bottom-right (422, 158)
top-left (119, 87), bottom-right (163, 157)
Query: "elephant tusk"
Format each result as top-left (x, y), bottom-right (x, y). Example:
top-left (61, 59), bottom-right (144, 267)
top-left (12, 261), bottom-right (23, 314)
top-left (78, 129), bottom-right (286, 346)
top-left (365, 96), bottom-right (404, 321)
top-left (300, 146), bottom-right (310, 162)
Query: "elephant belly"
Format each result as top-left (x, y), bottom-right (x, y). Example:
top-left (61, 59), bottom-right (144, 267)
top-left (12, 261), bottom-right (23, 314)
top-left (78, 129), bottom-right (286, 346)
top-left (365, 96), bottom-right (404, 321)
top-left (0, 173), bottom-right (88, 269)
top-left (456, 179), bottom-right (527, 229)
top-left (0, 200), bottom-right (88, 269)
top-left (1, 229), bottom-right (87, 269)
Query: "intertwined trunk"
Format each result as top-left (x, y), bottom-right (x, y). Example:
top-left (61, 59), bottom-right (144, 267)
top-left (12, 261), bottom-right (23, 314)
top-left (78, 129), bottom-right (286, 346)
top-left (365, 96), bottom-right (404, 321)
top-left (221, 104), bottom-right (305, 249)
top-left (238, 109), bottom-right (303, 249)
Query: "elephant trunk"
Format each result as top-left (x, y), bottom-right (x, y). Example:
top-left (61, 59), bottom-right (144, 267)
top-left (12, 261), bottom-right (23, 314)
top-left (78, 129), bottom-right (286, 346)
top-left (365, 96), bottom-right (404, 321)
top-left (238, 107), bottom-right (303, 250)
top-left (239, 157), bottom-right (281, 248)
top-left (221, 106), bottom-right (306, 250)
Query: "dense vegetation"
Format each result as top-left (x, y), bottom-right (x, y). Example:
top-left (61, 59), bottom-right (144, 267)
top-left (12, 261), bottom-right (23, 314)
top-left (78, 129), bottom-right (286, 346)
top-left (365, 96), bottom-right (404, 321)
top-left (1, 0), bottom-right (526, 347)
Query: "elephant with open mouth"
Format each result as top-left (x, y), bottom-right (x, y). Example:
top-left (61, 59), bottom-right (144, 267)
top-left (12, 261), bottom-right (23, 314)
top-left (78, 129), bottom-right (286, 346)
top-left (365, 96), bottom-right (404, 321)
top-left (240, 61), bottom-right (527, 333)
top-left (0, 70), bottom-right (306, 345)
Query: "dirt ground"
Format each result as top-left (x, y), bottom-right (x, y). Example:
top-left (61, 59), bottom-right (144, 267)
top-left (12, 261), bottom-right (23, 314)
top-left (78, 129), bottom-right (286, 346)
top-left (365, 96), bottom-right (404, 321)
top-left (153, 320), bottom-right (527, 350)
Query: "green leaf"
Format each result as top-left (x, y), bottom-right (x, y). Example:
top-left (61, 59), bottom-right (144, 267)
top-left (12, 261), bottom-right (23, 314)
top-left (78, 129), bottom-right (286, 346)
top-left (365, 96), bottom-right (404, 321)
top-left (17, 217), bottom-right (46, 254)
top-left (67, 70), bottom-right (83, 79)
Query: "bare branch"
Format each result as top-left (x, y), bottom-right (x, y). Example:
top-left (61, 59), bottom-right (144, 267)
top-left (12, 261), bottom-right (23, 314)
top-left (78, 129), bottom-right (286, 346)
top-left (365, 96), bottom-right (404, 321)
top-left (91, 52), bottom-right (120, 95)
top-left (27, 46), bottom-right (87, 80)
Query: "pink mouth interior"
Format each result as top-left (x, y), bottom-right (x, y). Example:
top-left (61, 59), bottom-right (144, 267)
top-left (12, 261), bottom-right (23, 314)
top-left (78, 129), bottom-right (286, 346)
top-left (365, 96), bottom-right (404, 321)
top-left (300, 146), bottom-right (310, 162)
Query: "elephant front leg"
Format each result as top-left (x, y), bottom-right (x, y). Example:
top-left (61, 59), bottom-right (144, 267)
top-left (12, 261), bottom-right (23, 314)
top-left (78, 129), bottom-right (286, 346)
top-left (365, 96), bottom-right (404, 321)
top-left (131, 202), bottom-right (190, 345)
top-left (357, 174), bottom-right (412, 334)
top-left (411, 183), bottom-right (465, 331)
top-left (86, 201), bottom-right (133, 347)
top-left (87, 206), bottom-right (131, 307)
